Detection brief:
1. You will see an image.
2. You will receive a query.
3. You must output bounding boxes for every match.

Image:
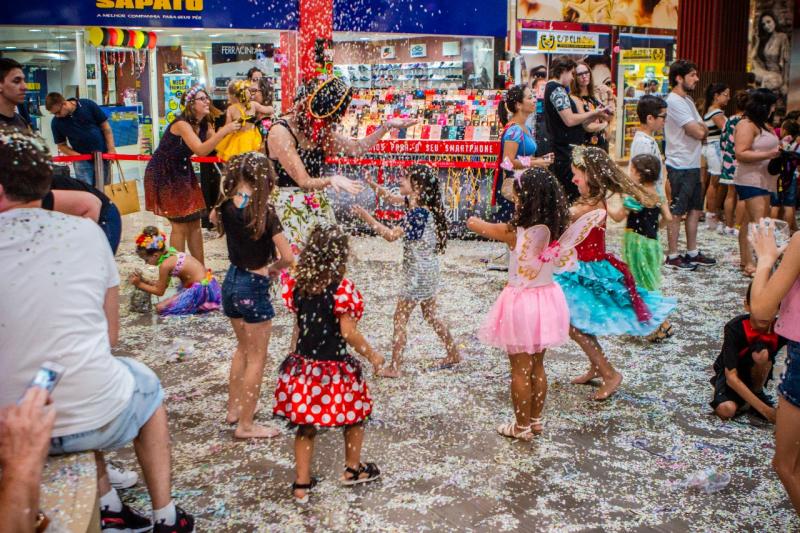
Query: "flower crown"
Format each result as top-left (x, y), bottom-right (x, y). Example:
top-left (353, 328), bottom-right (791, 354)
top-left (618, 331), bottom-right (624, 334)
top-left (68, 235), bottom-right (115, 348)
top-left (135, 231), bottom-right (167, 252)
top-left (571, 144), bottom-right (588, 169)
top-left (182, 84), bottom-right (205, 107)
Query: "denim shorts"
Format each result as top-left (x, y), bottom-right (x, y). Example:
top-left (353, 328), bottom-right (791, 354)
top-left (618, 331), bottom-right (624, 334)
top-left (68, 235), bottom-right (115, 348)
top-left (667, 167), bottom-right (703, 215)
top-left (221, 264), bottom-right (275, 323)
top-left (735, 184), bottom-right (770, 201)
top-left (49, 358), bottom-right (163, 455)
top-left (770, 177), bottom-right (798, 207)
top-left (779, 340), bottom-right (800, 408)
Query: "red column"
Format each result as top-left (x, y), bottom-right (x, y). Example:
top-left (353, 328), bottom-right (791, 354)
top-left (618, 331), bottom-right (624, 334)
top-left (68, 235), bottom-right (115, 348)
top-left (299, 0), bottom-right (333, 81)
top-left (279, 31), bottom-right (298, 114)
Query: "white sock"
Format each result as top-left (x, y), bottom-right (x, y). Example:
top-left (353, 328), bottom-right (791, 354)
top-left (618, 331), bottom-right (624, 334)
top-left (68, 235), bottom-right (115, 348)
top-left (687, 249), bottom-right (699, 257)
top-left (668, 253), bottom-right (680, 260)
top-left (100, 488), bottom-right (123, 512)
top-left (153, 501), bottom-right (177, 525)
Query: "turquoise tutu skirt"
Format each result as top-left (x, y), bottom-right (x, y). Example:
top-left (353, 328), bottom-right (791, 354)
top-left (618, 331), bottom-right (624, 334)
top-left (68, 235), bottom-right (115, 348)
top-left (556, 259), bottom-right (676, 336)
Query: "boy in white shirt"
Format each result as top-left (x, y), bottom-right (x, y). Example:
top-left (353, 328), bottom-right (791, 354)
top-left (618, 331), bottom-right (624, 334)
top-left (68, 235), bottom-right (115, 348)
top-left (629, 95), bottom-right (668, 198)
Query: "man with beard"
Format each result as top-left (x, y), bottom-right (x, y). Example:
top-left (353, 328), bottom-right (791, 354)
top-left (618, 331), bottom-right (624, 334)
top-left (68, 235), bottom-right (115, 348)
top-left (664, 59), bottom-right (716, 270)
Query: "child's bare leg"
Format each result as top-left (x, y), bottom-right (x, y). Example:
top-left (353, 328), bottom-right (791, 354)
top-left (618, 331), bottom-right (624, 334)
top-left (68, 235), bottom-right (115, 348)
top-left (233, 321), bottom-right (278, 439)
top-left (773, 398), bottom-right (800, 514)
top-left (294, 425), bottom-right (317, 500)
top-left (714, 400), bottom-right (738, 420)
top-left (751, 349), bottom-right (773, 392)
top-left (508, 353), bottom-right (534, 430)
top-left (343, 423), bottom-right (365, 481)
top-left (420, 297), bottom-right (460, 365)
top-left (569, 326), bottom-right (622, 400)
top-left (380, 300), bottom-right (415, 378)
top-left (226, 319), bottom-right (247, 424)
top-left (530, 351), bottom-right (547, 432)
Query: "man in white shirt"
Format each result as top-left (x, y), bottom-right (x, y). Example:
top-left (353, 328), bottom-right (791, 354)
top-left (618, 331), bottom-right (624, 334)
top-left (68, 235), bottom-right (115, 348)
top-left (664, 59), bottom-right (716, 270)
top-left (0, 126), bottom-right (194, 533)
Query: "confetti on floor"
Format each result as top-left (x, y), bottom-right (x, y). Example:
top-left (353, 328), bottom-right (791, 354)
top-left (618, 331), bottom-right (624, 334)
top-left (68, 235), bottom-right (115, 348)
top-left (110, 213), bottom-right (799, 532)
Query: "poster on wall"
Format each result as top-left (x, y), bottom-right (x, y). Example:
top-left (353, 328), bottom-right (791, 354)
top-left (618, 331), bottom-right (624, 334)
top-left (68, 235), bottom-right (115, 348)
top-left (380, 46), bottom-right (396, 59)
top-left (516, 0), bottom-right (677, 29)
top-left (211, 43), bottom-right (274, 93)
top-left (749, 0), bottom-right (793, 112)
top-left (789, 0), bottom-right (800, 111)
top-left (409, 44), bottom-right (427, 58)
top-left (462, 38), bottom-right (494, 89)
top-left (162, 73), bottom-right (193, 132)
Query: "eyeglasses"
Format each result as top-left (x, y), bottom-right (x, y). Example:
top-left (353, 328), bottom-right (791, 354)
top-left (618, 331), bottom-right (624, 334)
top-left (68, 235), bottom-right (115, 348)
top-left (193, 95), bottom-right (209, 102)
top-left (576, 71), bottom-right (591, 77)
top-left (657, 113), bottom-right (667, 118)
top-left (534, 71), bottom-right (546, 78)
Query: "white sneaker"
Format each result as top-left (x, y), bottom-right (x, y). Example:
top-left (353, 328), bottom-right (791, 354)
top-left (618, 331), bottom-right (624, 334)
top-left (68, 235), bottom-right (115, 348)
top-left (725, 227), bottom-right (739, 237)
top-left (107, 462), bottom-right (138, 490)
top-left (716, 224), bottom-right (726, 235)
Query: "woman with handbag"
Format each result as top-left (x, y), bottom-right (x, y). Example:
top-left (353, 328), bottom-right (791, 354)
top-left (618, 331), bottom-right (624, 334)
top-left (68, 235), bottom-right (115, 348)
top-left (487, 85), bottom-right (553, 270)
top-left (144, 85), bottom-right (241, 265)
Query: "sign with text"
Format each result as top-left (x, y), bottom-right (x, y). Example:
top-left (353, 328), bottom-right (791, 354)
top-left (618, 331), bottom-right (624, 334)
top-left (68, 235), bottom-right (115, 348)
top-left (524, 30), bottom-right (603, 55)
top-left (211, 43), bottom-right (274, 64)
top-left (517, 0), bottom-right (677, 30)
top-left (621, 48), bottom-right (667, 63)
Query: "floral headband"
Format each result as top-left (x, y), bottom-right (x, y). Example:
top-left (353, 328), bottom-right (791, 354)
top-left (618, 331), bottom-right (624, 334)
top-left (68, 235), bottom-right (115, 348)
top-left (135, 230), bottom-right (167, 252)
top-left (571, 145), bottom-right (589, 169)
top-left (182, 84), bottom-right (205, 107)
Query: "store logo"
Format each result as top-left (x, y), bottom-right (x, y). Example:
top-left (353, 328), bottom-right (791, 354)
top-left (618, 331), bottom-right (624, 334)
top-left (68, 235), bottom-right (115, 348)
top-left (653, 49), bottom-right (665, 61)
top-left (96, 0), bottom-right (203, 11)
top-left (539, 35), bottom-right (556, 50)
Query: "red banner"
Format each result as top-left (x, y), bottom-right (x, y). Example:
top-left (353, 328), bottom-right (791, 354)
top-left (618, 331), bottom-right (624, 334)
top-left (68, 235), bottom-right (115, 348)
top-left (368, 140), bottom-right (500, 156)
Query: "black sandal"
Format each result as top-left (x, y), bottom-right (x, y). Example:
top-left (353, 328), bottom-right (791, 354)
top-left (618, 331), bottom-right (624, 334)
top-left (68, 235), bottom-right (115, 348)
top-left (291, 477), bottom-right (318, 504)
top-left (341, 462), bottom-right (381, 486)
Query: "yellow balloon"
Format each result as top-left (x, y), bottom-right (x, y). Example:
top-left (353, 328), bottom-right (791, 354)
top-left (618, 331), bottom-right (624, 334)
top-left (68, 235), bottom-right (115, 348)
top-left (87, 27), bottom-right (103, 47)
top-left (133, 30), bottom-right (146, 49)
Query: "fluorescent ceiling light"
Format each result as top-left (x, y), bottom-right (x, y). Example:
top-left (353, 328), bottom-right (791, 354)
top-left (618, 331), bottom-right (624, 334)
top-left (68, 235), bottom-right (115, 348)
top-left (29, 29), bottom-right (42, 32)
top-left (5, 46), bottom-right (17, 49)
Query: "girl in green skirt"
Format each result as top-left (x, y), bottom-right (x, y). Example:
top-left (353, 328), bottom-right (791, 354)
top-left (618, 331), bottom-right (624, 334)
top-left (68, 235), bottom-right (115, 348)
top-left (622, 153), bottom-right (674, 341)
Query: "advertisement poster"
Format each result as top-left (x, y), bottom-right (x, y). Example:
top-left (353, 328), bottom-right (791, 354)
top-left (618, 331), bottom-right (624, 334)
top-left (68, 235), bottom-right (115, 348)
top-left (528, 30), bottom-right (602, 55)
top-left (161, 74), bottom-right (192, 132)
top-left (211, 43), bottom-right (274, 93)
top-left (749, 0), bottom-right (793, 111)
top-left (517, 0), bottom-right (678, 29)
top-left (789, 0), bottom-right (800, 111)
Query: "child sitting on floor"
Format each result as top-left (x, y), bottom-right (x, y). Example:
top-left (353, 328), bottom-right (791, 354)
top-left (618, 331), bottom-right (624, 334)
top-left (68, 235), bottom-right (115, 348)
top-left (129, 226), bottom-right (221, 316)
top-left (710, 283), bottom-right (786, 422)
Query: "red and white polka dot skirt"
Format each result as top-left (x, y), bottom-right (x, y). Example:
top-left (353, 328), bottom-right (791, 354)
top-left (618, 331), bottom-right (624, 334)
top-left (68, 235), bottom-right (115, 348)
top-left (273, 354), bottom-right (373, 427)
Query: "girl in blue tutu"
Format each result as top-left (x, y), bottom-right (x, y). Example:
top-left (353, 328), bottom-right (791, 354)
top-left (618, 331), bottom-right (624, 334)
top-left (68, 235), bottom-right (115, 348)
top-left (558, 146), bottom-right (676, 400)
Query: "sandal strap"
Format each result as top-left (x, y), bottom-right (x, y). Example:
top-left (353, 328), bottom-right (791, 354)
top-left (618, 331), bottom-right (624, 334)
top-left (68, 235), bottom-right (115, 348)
top-left (292, 477), bottom-right (318, 491)
top-left (344, 465), bottom-right (361, 477)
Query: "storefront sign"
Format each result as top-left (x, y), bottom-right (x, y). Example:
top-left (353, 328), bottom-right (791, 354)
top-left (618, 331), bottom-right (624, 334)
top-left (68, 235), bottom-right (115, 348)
top-left (621, 48), bottom-right (666, 63)
top-left (162, 73), bottom-right (192, 130)
top-left (211, 43), bottom-right (273, 64)
top-left (517, 0), bottom-right (678, 30)
top-left (369, 140), bottom-right (498, 155)
top-left (525, 30), bottom-right (603, 55)
top-left (380, 46), bottom-right (396, 60)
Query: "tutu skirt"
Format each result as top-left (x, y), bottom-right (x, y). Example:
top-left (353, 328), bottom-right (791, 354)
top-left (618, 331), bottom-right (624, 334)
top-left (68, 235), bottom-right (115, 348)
top-left (215, 128), bottom-right (262, 161)
top-left (273, 354), bottom-right (372, 427)
top-left (479, 282), bottom-right (570, 354)
top-left (621, 231), bottom-right (663, 292)
top-left (158, 273), bottom-right (221, 316)
top-left (556, 260), bottom-right (675, 336)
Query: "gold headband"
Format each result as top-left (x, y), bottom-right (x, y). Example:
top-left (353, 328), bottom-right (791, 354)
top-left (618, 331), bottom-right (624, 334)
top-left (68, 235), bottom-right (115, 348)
top-left (307, 78), bottom-right (352, 120)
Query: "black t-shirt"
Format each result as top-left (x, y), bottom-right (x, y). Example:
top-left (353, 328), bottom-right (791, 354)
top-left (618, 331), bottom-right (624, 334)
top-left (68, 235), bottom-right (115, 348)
top-left (543, 81), bottom-right (585, 161)
top-left (0, 111), bottom-right (31, 131)
top-left (220, 199), bottom-right (283, 270)
top-left (295, 282), bottom-right (349, 361)
top-left (711, 314), bottom-right (786, 388)
top-left (42, 171), bottom-right (113, 218)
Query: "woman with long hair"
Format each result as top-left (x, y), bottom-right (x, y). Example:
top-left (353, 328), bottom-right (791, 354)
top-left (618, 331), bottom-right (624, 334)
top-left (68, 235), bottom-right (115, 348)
top-left (718, 90), bottom-right (749, 236)
top-left (144, 85), bottom-right (240, 264)
top-left (734, 88), bottom-right (781, 276)
top-left (266, 77), bottom-right (415, 254)
top-left (701, 82), bottom-right (730, 230)
top-left (751, 12), bottom-right (790, 96)
top-left (570, 62), bottom-right (610, 152)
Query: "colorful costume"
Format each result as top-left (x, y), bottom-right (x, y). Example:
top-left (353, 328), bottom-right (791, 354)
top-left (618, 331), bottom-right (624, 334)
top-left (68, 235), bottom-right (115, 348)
top-left (144, 119), bottom-right (207, 222)
top-left (480, 210), bottom-right (604, 354)
top-left (621, 196), bottom-right (663, 292)
top-left (157, 249), bottom-right (221, 316)
top-left (555, 211), bottom-right (675, 336)
top-left (401, 206), bottom-right (440, 302)
top-left (215, 103), bottom-right (263, 161)
top-left (274, 276), bottom-right (372, 427)
top-left (267, 119), bottom-right (335, 254)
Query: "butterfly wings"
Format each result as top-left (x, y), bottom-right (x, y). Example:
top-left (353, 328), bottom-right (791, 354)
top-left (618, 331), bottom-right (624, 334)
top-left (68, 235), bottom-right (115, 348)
top-left (515, 209), bottom-right (606, 280)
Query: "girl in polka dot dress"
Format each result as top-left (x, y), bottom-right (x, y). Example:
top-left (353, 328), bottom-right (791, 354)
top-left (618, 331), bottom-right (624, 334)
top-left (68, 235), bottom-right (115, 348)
top-left (274, 224), bottom-right (386, 504)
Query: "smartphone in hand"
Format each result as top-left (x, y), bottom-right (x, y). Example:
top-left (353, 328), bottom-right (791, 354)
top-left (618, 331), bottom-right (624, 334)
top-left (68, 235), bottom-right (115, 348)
top-left (27, 362), bottom-right (65, 395)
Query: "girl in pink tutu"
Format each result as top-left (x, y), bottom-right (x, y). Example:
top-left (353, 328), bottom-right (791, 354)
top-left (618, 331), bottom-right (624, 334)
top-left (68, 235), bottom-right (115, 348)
top-left (467, 168), bottom-right (603, 440)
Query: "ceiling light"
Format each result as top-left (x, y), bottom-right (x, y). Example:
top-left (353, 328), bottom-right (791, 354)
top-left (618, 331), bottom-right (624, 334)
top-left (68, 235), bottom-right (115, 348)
top-left (152, 29), bottom-right (164, 32)
top-left (192, 28), bottom-right (203, 31)
top-left (170, 35), bottom-right (182, 37)
top-left (55, 35), bottom-right (68, 39)
top-left (5, 46), bottom-right (17, 49)
top-left (209, 34), bottom-right (221, 37)
top-left (29, 29), bottom-right (42, 32)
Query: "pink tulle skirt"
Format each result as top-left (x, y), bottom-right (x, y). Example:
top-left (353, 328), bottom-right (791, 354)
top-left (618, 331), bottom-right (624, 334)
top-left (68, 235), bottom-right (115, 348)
top-left (479, 282), bottom-right (570, 354)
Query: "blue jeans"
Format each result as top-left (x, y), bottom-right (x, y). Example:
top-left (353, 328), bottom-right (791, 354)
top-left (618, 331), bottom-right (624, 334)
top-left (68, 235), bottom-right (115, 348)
top-left (49, 358), bottom-right (164, 454)
top-left (73, 159), bottom-right (111, 187)
top-left (779, 340), bottom-right (800, 409)
top-left (221, 265), bottom-right (276, 323)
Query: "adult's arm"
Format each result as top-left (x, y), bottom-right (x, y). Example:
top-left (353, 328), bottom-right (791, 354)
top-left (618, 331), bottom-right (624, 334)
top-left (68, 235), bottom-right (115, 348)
top-left (171, 120), bottom-right (237, 157)
top-left (104, 285), bottom-right (120, 347)
top-left (554, 88), bottom-right (605, 127)
top-left (750, 229), bottom-right (800, 321)
top-left (328, 117), bottom-right (416, 157)
top-left (56, 142), bottom-right (80, 156)
top-left (100, 122), bottom-right (116, 153)
top-left (711, 112), bottom-right (727, 132)
top-left (0, 388), bottom-right (55, 533)
top-left (51, 190), bottom-right (102, 221)
top-left (266, 124), bottom-right (332, 190)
